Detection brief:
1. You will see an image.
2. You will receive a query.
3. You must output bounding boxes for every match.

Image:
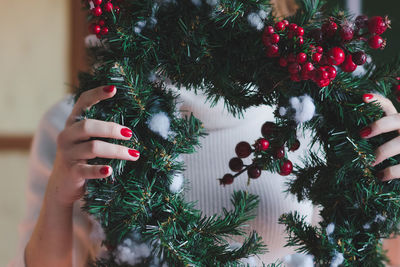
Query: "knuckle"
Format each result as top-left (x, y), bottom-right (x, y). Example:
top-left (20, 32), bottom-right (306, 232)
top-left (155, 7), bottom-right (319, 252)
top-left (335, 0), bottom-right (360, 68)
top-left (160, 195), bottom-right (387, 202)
top-left (109, 122), bottom-right (121, 136)
top-left (88, 140), bottom-right (100, 154)
top-left (79, 119), bottom-right (91, 134)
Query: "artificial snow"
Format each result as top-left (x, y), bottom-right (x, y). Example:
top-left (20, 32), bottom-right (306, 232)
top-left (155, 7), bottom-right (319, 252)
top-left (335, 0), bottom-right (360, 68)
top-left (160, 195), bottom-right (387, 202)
top-left (283, 253), bottom-right (314, 267)
top-left (169, 172), bottom-right (184, 193)
top-left (247, 12), bottom-right (265, 31)
top-left (147, 112), bottom-right (171, 139)
top-left (289, 94), bottom-right (316, 123)
top-left (330, 251), bottom-right (344, 267)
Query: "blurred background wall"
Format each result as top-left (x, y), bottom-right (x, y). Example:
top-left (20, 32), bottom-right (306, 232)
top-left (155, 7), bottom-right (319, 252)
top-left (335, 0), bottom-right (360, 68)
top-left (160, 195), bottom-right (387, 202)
top-left (0, 0), bottom-right (398, 266)
top-left (0, 1), bottom-right (88, 265)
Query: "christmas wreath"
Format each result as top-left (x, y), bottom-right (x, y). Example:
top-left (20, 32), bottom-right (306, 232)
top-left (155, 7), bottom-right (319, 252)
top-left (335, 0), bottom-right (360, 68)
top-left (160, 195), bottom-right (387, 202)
top-left (76, 0), bottom-right (400, 265)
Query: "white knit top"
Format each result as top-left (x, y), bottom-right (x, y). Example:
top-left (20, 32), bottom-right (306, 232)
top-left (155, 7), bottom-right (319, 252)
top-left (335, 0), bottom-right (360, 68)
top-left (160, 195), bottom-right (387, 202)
top-left (9, 86), bottom-right (320, 266)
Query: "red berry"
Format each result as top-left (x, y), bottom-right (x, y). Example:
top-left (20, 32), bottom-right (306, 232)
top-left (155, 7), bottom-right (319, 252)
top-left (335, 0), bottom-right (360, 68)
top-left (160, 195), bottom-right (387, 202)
top-left (114, 6), bottom-right (120, 14)
top-left (264, 26), bottom-right (275, 36)
top-left (355, 15), bottom-right (369, 29)
top-left (310, 28), bottom-right (323, 43)
top-left (289, 139), bottom-right (301, 151)
top-left (322, 20), bottom-right (338, 37)
top-left (270, 34), bottom-right (280, 44)
top-left (282, 20), bottom-right (289, 27)
top-left (303, 62), bottom-right (314, 72)
top-left (104, 2), bottom-right (113, 12)
top-left (352, 51), bottom-right (367, 65)
top-left (316, 78), bottom-right (331, 88)
top-left (90, 23), bottom-right (101, 34)
top-left (92, 6), bottom-right (102, 16)
top-left (318, 67), bottom-right (329, 80)
top-left (300, 68), bottom-right (310, 80)
top-left (288, 63), bottom-right (301, 74)
top-left (100, 27), bottom-right (109, 35)
top-left (368, 16), bottom-right (390, 35)
top-left (312, 53), bottom-right (322, 63)
top-left (279, 160), bottom-right (293, 176)
top-left (288, 23), bottom-right (298, 32)
top-left (248, 165), bottom-right (262, 179)
top-left (229, 157), bottom-right (244, 172)
top-left (261, 122), bottom-right (275, 137)
top-left (96, 33), bottom-right (102, 39)
top-left (219, 174), bottom-right (234, 185)
top-left (93, 0), bottom-right (102, 5)
top-left (296, 53), bottom-right (307, 64)
top-left (279, 57), bottom-right (288, 67)
top-left (340, 55), bottom-right (357, 73)
top-left (262, 35), bottom-right (271, 46)
top-left (275, 21), bottom-right (286, 31)
top-left (340, 26), bottom-right (354, 41)
top-left (235, 142), bottom-right (252, 158)
top-left (326, 66), bottom-right (337, 79)
top-left (274, 146), bottom-right (285, 159)
top-left (368, 35), bottom-right (385, 49)
top-left (297, 36), bottom-right (304, 46)
top-left (254, 138), bottom-right (270, 151)
top-left (98, 20), bottom-right (105, 26)
top-left (316, 46), bottom-right (323, 54)
top-left (392, 84), bottom-right (400, 93)
top-left (328, 47), bottom-right (345, 66)
top-left (266, 45), bottom-right (279, 57)
top-left (295, 27), bottom-right (304, 36)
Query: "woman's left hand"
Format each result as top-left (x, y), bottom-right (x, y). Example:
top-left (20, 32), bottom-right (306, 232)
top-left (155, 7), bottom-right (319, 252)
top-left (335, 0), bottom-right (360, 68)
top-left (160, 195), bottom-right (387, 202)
top-left (360, 93), bottom-right (400, 181)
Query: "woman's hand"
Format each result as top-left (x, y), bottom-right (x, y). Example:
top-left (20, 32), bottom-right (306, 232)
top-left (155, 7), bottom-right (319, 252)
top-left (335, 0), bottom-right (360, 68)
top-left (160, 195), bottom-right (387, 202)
top-left (48, 85), bottom-right (140, 207)
top-left (360, 93), bottom-right (400, 181)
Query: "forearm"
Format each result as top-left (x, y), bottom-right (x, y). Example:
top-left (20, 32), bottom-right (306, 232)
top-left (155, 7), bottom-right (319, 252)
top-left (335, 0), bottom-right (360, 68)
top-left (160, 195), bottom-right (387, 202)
top-left (25, 178), bottom-right (73, 267)
top-left (383, 234), bottom-right (400, 267)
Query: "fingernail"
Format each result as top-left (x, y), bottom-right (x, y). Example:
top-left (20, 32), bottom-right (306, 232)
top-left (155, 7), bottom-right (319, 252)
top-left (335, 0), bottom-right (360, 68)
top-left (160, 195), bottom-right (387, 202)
top-left (121, 128), bottom-right (132, 138)
top-left (363, 94), bottom-right (374, 101)
top-left (128, 149), bottom-right (140, 157)
top-left (360, 126), bottom-right (372, 138)
top-left (376, 171), bottom-right (384, 180)
top-left (103, 85), bottom-right (116, 93)
top-left (100, 166), bottom-right (111, 175)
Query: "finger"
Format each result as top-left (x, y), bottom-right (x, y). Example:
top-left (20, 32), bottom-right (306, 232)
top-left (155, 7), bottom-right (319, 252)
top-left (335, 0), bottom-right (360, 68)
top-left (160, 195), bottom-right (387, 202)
top-left (71, 163), bottom-right (113, 179)
top-left (66, 85), bottom-right (117, 127)
top-left (60, 119), bottom-right (133, 145)
top-left (377, 164), bottom-right (400, 182)
top-left (372, 136), bottom-right (400, 166)
top-left (360, 114), bottom-right (400, 139)
top-left (363, 93), bottom-right (397, 116)
top-left (66, 140), bottom-right (140, 161)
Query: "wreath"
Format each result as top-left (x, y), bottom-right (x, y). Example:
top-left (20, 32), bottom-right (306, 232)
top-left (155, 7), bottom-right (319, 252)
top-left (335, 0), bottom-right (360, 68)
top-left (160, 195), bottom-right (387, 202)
top-left (76, 0), bottom-right (400, 266)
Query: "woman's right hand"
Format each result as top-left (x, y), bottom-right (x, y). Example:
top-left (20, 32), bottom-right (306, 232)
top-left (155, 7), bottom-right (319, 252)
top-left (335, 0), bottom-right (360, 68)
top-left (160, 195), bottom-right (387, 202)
top-left (47, 85), bottom-right (140, 207)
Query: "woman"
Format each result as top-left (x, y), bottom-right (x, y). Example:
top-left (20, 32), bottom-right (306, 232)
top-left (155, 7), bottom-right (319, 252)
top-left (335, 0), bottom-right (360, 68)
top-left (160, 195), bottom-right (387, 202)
top-left (9, 1), bottom-right (400, 266)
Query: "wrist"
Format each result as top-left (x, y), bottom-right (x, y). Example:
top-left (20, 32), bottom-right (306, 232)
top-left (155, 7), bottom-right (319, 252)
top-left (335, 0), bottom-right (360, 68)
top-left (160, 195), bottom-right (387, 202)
top-left (45, 174), bottom-right (75, 210)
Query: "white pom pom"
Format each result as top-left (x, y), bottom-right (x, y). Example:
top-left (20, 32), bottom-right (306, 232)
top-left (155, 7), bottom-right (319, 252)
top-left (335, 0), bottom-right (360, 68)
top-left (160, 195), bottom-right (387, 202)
top-left (258, 9), bottom-right (268, 19)
top-left (330, 251), bottom-right (344, 267)
top-left (247, 13), bottom-right (264, 31)
top-left (283, 253), bottom-right (314, 267)
top-left (147, 112), bottom-right (171, 139)
top-left (326, 223), bottom-right (335, 236)
top-left (289, 94), bottom-right (316, 123)
top-left (374, 213), bottom-right (386, 223)
top-left (206, 0), bottom-right (219, 5)
top-left (279, 107), bottom-right (287, 116)
top-left (169, 172), bottom-right (184, 193)
top-left (84, 34), bottom-right (102, 48)
top-left (114, 236), bottom-right (152, 265)
top-left (363, 223), bottom-right (371, 230)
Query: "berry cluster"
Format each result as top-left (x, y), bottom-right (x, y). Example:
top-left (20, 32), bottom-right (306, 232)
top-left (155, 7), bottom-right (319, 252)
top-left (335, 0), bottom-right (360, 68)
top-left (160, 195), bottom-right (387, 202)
top-left (219, 122), bottom-right (299, 186)
top-left (87, 0), bottom-right (122, 38)
top-left (262, 15), bottom-right (390, 88)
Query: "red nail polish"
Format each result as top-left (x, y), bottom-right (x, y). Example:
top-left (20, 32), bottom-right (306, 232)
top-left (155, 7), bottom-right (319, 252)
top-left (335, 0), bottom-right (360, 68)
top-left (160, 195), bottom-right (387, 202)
top-left (360, 126), bottom-right (372, 138)
top-left (121, 128), bottom-right (132, 138)
top-left (128, 149), bottom-right (140, 157)
top-left (363, 94), bottom-right (373, 101)
top-left (103, 85), bottom-right (116, 93)
top-left (100, 166), bottom-right (111, 175)
top-left (397, 93), bottom-right (400, 103)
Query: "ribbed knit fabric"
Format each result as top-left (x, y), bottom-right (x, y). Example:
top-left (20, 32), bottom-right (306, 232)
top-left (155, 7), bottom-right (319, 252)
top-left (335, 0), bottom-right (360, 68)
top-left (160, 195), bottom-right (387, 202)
top-left (168, 84), bottom-right (319, 264)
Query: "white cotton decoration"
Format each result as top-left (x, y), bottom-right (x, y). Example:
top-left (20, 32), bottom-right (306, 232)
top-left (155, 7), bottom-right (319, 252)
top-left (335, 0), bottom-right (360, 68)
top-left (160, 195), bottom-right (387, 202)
top-left (289, 94), bottom-right (316, 123)
top-left (206, 0), bottom-right (219, 6)
top-left (283, 253), bottom-right (314, 267)
top-left (330, 251), bottom-right (344, 267)
top-left (240, 256), bottom-right (257, 267)
top-left (191, 0), bottom-right (202, 6)
top-left (169, 172), bottom-right (184, 193)
top-left (258, 9), bottom-right (268, 19)
top-left (147, 112), bottom-right (171, 139)
top-left (326, 223), bottom-right (335, 236)
top-left (247, 12), bottom-right (265, 31)
top-left (114, 237), bottom-right (152, 265)
top-left (279, 107), bottom-right (287, 116)
top-left (84, 34), bottom-right (103, 48)
top-left (363, 223), bottom-right (371, 230)
top-left (374, 213), bottom-right (386, 223)
top-left (88, 216), bottom-right (106, 243)
top-left (89, 1), bottom-right (95, 9)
